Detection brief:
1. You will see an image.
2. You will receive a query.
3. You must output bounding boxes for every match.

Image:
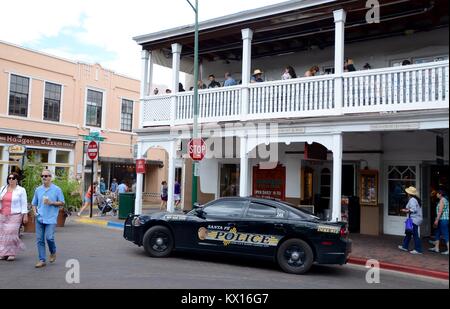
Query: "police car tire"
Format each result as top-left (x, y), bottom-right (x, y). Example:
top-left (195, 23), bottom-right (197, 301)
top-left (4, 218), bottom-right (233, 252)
top-left (143, 226), bottom-right (174, 258)
top-left (277, 239), bottom-right (314, 275)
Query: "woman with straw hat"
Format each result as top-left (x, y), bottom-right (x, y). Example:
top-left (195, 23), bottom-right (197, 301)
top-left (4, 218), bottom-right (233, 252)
top-left (398, 186), bottom-right (423, 255)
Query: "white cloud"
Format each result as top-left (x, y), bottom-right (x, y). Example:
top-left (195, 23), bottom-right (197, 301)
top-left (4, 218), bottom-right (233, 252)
top-left (0, 0), bottom-right (289, 81)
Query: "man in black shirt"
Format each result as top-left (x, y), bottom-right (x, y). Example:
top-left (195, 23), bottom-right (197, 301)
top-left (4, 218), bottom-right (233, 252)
top-left (208, 74), bottom-right (221, 88)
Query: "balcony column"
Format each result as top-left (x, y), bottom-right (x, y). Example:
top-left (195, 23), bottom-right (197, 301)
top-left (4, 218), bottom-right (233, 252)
top-left (134, 142), bottom-right (144, 215)
top-left (333, 9), bottom-right (346, 114)
top-left (1, 148), bottom-right (9, 187)
top-left (139, 50), bottom-right (150, 128)
top-left (171, 43), bottom-right (182, 126)
top-left (167, 141), bottom-right (177, 213)
top-left (241, 28), bottom-right (253, 121)
top-left (331, 133), bottom-right (343, 222)
top-left (239, 135), bottom-right (249, 197)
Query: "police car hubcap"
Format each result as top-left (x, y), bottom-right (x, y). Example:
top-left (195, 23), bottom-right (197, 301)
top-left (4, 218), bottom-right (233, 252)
top-left (151, 233), bottom-right (169, 252)
top-left (285, 246), bottom-right (305, 267)
top-left (156, 238), bottom-right (164, 246)
top-left (291, 252), bottom-right (300, 261)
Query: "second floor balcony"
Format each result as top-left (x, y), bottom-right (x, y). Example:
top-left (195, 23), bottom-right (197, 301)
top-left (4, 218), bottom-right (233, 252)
top-left (142, 60), bottom-right (449, 127)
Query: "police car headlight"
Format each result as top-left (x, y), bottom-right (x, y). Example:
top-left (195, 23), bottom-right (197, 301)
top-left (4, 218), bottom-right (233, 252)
top-left (132, 217), bottom-right (141, 227)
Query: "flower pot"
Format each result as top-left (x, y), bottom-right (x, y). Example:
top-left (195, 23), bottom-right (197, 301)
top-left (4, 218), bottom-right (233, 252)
top-left (57, 208), bottom-right (67, 227)
top-left (23, 213), bottom-right (36, 233)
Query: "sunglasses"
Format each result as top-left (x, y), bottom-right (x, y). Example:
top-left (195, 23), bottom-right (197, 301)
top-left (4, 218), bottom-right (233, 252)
top-left (41, 175), bottom-right (52, 178)
top-left (8, 177), bottom-right (17, 180)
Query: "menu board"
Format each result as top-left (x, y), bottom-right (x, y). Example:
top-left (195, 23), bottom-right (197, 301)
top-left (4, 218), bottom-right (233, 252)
top-left (252, 164), bottom-right (286, 201)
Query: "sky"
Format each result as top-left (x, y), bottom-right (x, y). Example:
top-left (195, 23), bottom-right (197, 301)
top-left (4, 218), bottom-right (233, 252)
top-left (0, 0), bottom-right (288, 85)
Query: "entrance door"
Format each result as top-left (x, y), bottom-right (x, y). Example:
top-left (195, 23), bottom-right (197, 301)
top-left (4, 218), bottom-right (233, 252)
top-left (219, 164), bottom-right (240, 197)
top-left (384, 164), bottom-right (420, 235)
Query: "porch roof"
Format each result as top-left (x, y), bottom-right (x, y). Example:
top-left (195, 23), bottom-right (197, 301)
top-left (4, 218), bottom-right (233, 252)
top-left (134, 0), bottom-right (448, 65)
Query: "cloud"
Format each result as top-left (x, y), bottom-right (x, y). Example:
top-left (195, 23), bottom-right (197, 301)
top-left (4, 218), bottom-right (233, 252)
top-left (0, 0), bottom-right (288, 80)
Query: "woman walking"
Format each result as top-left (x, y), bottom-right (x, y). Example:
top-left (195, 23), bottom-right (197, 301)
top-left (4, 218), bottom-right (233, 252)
top-left (0, 173), bottom-right (28, 261)
top-left (160, 181), bottom-right (168, 211)
top-left (398, 186), bottom-right (423, 255)
top-left (429, 189), bottom-right (449, 255)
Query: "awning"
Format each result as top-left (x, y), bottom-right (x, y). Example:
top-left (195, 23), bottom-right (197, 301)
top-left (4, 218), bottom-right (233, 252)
top-left (99, 157), bottom-right (163, 166)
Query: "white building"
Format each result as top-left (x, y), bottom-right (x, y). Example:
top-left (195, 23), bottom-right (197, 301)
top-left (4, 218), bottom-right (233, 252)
top-left (133, 0), bottom-right (449, 236)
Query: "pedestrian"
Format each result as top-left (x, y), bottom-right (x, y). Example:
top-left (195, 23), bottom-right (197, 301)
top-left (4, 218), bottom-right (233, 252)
top-left (77, 181), bottom-right (98, 217)
top-left (99, 177), bottom-right (106, 195)
top-left (153, 88), bottom-right (159, 95)
top-left (117, 181), bottom-right (128, 194)
top-left (282, 66), bottom-right (297, 80)
top-left (251, 69), bottom-right (264, 83)
top-left (179, 83), bottom-right (185, 92)
top-left (344, 58), bottom-right (356, 72)
top-left (223, 72), bottom-right (237, 87)
top-left (0, 173), bottom-right (28, 262)
top-left (398, 186), bottom-right (423, 255)
top-left (160, 181), bottom-right (168, 211)
top-left (31, 170), bottom-right (65, 268)
top-left (174, 180), bottom-right (181, 210)
top-left (208, 74), bottom-right (221, 88)
top-left (198, 80), bottom-right (207, 89)
top-left (304, 66), bottom-right (320, 77)
top-left (429, 189), bottom-right (449, 255)
top-left (110, 178), bottom-right (118, 200)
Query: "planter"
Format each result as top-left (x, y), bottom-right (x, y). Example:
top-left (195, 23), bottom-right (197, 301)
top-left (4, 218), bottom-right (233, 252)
top-left (23, 213), bottom-right (36, 233)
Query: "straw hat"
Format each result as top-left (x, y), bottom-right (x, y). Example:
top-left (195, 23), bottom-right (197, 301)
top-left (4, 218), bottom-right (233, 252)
top-left (253, 69), bottom-right (263, 76)
top-left (405, 186), bottom-right (419, 197)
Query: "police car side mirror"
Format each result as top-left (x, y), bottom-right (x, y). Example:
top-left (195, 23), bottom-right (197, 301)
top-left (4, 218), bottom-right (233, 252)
top-left (193, 202), bottom-right (201, 209)
top-left (194, 207), bottom-right (206, 218)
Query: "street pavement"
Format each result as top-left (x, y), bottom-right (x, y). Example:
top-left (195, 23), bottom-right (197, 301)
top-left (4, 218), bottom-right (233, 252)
top-left (0, 220), bottom-right (448, 289)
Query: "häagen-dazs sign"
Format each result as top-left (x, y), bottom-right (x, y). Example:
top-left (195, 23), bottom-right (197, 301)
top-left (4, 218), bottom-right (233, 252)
top-left (0, 134), bottom-right (75, 149)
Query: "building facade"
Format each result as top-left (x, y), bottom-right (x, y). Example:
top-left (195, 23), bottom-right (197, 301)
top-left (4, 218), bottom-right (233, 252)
top-left (0, 41), bottom-right (166, 201)
top-left (133, 0), bottom-right (449, 236)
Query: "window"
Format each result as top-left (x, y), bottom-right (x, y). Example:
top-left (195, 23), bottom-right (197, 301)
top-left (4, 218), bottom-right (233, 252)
top-left (121, 99), bottom-right (134, 132)
top-left (203, 200), bottom-right (247, 218)
top-left (246, 203), bottom-right (279, 219)
top-left (86, 89), bottom-right (103, 127)
top-left (388, 166), bottom-right (417, 217)
top-left (44, 82), bottom-right (62, 122)
top-left (9, 74), bottom-right (30, 117)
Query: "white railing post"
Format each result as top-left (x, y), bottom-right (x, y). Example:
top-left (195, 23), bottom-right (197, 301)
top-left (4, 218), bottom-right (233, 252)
top-left (139, 50), bottom-right (150, 128)
top-left (334, 9), bottom-right (346, 115)
top-left (241, 28), bottom-right (253, 121)
top-left (171, 43), bottom-right (182, 126)
top-left (332, 133), bottom-right (343, 222)
top-left (239, 135), bottom-right (249, 197)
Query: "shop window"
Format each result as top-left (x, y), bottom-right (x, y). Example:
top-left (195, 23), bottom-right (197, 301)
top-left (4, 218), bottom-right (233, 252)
top-left (56, 151), bottom-right (70, 164)
top-left (27, 149), bottom-right (49, 164)
top-left (320, 168), bottom-right (331, 199)
top-left (388, 166), bottom-right (417, 217)
top-left (9, 74), bottom-right (30, 117)
top-left (220, 164), bottom-right (240, 197)
top-left (55, 166), bottom-right (70, 177)
top-left (44, 82), bottom-right (62, 122)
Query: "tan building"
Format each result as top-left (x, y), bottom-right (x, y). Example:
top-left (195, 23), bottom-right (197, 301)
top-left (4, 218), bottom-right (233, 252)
top-left (0, 41), bottom-right (166, 202)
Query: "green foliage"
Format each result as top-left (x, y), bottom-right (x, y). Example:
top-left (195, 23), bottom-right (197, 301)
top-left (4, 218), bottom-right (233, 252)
top-left (53, 169), bottom-right (82, 214)
top-left (21, 154), bottom-right (44, 204)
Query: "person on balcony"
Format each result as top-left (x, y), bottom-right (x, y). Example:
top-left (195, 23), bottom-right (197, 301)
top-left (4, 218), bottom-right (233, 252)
top-left (224, 73), bottom-right (237, 87)
top-left (304, 66), bottom-right (320, 77)
top-left (179, 83), bottom-right (185, 92)
top-left (198, 80), bottom-right (207, 89)
top-left (282, 66), bottom-right (297, 80)
top-left (153, 88), bottom-right (159, 95)
top-left (344, 59), bottom-right (356, 72)
top-left (402, 60), bottom-right (412, 66)
top-left (208, 75), bottom-right (221, 88)
top-left (251, 69), bottom-right (264, 83)
top-left (166, 89), bottom-right (172, 94)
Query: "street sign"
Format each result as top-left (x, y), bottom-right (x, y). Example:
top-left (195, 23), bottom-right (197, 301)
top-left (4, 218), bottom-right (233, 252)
top-left (136, 159), bottom-right (146, 174)
top-left (87, 141), bottom-right (99, 160)
top-left (188, 138), bottom-right (206, 161)
top-left (82, 131), bottom-right (105, 142)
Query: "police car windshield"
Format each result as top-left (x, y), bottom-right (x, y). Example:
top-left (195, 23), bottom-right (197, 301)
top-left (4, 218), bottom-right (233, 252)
top-left (277, 201), bottom-right (320, 220)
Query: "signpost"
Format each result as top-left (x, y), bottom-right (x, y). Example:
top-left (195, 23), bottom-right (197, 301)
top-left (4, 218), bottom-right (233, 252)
top-left (87, 141), bottom-right (99, 218)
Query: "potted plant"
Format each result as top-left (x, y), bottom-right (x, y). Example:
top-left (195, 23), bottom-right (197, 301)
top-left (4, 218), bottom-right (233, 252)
top-left (53, 170), bottom-right (82, 227)
top-left (21, 154), bottom-right (44, 233)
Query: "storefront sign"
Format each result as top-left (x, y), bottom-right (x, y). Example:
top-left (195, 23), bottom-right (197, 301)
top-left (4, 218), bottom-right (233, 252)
top-left (370, 123), bottom-right (420, 131)
top-left (0, 134), bottom-right (75, 149)
top-left (8, 145), bottom-right (26, 155)
top-left (252, 164), bottom-right (286, 201)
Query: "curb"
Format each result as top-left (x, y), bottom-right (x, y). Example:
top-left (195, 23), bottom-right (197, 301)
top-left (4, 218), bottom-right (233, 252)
top-left (75, 218), bottom-right (123, 230)
top-left (348, 257), bottom-right (449, 280)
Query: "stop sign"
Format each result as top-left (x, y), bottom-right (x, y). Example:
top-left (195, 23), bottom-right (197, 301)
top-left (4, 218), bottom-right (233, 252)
top-left (87, 141), bottom-right (99, 160)
top-left (188, 138), bottom-right (206, 161)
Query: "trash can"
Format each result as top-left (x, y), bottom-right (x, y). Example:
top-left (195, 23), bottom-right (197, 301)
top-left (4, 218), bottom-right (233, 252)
top-left (119, 193), bottom-right (136, 220)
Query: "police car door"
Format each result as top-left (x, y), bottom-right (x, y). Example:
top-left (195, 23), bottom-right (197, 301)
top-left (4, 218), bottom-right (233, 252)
top-left (193, 199), bottom-right (248, 253)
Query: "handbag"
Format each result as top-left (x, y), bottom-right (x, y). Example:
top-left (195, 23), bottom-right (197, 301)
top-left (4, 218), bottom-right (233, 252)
top-left (405, 214), bottom-right (414, 234)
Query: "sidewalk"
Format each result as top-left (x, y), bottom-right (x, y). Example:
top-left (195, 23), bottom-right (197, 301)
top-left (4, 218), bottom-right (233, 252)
top-left (72, 214), bottom-right (449, 280)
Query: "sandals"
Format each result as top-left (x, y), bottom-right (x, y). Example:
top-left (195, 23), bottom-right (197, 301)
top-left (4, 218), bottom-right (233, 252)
top-left (428, 247), bottom-right (440, 253)
top-left (0, 256), bottom-right (6, 261)
top-left (6, 256), bottom-right (15, 262)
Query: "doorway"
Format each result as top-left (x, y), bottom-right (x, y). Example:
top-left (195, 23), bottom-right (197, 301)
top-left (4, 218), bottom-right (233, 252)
top-left (219, 164), bottom-right (240, 197)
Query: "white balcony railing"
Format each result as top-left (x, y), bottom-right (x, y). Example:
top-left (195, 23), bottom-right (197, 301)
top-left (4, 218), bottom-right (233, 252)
top-left (141, 61), bottom-right (449, 127)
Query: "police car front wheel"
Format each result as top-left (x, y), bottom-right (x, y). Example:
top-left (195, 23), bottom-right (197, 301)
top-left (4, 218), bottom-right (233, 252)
top-left (143, 226), bottom-right (174, 258)
top-left (277, 239), bottom-right (314, 275)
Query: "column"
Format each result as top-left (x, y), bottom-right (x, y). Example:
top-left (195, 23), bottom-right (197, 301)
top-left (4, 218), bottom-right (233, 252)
top-left (167, 141), bottom-right (177, 213)
top-left (48, 149), bottom-right (57, 175)
top-left (139, 50), bottom-right (150, 128)
top-left (333, 9), bottom-right (346, 114)
top-left (171, 43), bottom-right (182, 126)
top-left (1, 147), bottom-right (9, 187)
top-left (239, 136), bottom-right (249, 197)
top-left (241, 28), bottom-right (253, 120)
top-left (331, 134), bottom-right (343, 222)
top-left (134, 143), bottom-right (144, 215)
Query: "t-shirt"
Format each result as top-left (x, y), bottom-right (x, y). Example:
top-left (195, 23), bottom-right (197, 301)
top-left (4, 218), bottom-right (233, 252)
top-left (117, 184), bottom-right (128, 194)
top-left (406, 197), bottom-right (423, 226)
top-left (32, 184), bottom-right (65, 225)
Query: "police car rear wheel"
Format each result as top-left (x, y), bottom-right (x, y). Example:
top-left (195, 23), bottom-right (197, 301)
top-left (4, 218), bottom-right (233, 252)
top-left (143, 226), bottom-right (174, 258)
top-left (277, 239), bottom-right (313, 275)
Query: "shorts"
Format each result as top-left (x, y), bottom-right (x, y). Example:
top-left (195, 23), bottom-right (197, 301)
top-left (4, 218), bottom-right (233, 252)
top-left (435, 220), bottom-right (449, 243)
top-left (161, 195), bottom-right (168, 202)
top-left (84, 196), bottom-right (95, 204)
top-left (174, 194), bottom-right (181, 201)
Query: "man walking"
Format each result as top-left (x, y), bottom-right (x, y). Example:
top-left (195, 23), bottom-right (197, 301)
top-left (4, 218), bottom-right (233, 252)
top-left (31, 170), bottom-right (65, 268)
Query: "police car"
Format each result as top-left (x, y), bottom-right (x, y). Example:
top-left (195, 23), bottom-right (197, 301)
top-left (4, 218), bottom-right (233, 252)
top-left (124, 197), bottom-right (352, 274)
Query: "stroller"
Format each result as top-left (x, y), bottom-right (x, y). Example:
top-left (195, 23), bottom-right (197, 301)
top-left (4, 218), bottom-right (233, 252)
top-left (96, 192), bottom-right (118, 217)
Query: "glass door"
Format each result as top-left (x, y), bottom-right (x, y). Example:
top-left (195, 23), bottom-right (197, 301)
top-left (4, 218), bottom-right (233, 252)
top-left (219, 164), bottom-right (240, 197)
